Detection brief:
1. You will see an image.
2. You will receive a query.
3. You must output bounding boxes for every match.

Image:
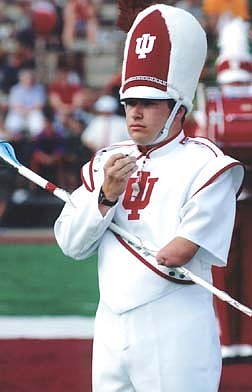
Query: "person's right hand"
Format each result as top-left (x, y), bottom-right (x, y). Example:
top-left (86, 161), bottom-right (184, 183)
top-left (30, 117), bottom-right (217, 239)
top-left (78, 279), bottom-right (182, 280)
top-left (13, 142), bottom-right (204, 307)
top-left (102, 153), bottom-right (138, 201)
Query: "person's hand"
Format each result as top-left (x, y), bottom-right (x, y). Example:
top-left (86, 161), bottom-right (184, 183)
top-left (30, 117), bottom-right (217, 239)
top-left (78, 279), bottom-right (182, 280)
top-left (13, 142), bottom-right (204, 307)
top-left (102, 153), bottom-right (138, 201)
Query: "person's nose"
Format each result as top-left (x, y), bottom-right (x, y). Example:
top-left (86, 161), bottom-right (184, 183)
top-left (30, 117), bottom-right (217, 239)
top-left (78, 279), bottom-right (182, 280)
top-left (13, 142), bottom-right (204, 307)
top-left (132, 103), bottom-right (144, 119)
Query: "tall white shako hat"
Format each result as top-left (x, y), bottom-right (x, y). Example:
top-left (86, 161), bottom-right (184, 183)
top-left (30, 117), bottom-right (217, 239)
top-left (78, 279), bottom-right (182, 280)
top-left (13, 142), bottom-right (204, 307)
top-left (117, 2), bottom-right (207, 141)
top-left (216, 17), bottom-right (252, 84)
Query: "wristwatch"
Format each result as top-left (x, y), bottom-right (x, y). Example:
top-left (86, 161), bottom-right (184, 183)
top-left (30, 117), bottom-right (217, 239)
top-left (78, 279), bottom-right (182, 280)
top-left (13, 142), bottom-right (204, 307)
top-left (98, 187), bottom-right (118, 207)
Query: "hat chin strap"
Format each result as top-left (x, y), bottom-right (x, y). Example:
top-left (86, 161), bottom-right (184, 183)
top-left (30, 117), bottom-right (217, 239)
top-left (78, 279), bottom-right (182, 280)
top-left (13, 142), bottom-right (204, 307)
top-left (151, 99), bottom-right (182, 145)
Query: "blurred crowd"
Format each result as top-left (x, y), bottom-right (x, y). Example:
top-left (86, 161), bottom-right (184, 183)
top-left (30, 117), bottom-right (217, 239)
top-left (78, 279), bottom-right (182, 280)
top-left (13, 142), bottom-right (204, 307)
top-left (0, 0), bottom-right (251, 222)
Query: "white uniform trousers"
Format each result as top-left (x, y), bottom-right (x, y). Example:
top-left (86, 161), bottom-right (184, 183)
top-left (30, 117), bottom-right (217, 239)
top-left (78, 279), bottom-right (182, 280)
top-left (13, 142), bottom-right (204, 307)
top-left (92, 285), bottom-right (222, 392)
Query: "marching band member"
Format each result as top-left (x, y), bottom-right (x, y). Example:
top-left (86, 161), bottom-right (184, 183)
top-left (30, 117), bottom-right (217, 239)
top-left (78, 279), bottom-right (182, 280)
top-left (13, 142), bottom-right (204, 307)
top-left (55, 2), bottom-right (244, 391)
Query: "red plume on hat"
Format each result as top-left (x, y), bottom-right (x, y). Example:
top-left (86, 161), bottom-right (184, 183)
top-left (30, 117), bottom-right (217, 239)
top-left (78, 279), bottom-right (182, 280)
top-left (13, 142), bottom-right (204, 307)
top-left (117, 0), bottom-right (163, 32)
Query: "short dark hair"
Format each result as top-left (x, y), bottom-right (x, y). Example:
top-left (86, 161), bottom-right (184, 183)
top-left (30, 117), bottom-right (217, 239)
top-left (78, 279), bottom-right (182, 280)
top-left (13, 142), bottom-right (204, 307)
top-left (167, 99), bottom-right (176, 111)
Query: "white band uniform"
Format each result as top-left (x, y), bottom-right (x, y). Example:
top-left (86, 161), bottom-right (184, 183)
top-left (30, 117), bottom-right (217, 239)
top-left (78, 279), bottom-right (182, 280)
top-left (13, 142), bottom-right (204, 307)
top-left (55, 129), bottom-right (242, 312)
top-left (54, 129), bottom-right (243, 391)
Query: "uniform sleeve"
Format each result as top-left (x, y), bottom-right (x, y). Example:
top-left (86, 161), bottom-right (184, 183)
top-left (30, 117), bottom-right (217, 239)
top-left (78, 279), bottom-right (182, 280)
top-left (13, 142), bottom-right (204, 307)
top-left (54, 162), bottom-right (117, 261)
top-left (176, 169), bottom-right (237, 266)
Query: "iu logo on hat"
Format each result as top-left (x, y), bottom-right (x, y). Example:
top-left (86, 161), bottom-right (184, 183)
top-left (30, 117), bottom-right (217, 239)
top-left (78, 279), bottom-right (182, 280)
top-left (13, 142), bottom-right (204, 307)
top-left (135, 33), bottom-right (157, 59)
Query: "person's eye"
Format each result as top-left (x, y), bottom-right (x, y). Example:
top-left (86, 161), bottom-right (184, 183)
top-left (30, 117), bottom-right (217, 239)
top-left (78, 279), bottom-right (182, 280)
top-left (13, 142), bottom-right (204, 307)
top-left (142, 100), bottom-right (156, 107)
top-left (143, 101), bottom-right (153, 107)
top-left (124, 99), bottom-right (137, 107)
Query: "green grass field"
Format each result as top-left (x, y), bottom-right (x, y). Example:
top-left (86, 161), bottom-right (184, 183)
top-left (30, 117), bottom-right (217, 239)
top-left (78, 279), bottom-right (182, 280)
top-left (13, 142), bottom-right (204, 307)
top-left (0, 244), bottom-right (99, 317)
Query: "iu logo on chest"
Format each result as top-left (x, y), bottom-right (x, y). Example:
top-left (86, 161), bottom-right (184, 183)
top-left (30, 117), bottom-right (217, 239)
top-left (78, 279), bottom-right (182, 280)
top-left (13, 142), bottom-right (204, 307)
top-left (123, 171), bottom-right (158, 220)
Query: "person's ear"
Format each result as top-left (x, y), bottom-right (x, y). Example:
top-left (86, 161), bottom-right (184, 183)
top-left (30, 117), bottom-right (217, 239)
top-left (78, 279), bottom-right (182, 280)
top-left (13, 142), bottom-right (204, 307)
top-left (176, 106), bottom-right (186, 118)
top-left (175, 106), bottom-right (187, 125)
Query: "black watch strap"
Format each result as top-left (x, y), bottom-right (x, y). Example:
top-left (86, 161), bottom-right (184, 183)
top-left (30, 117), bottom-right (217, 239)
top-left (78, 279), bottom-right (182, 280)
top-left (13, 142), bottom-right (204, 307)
top-left (98, 188), bottom-right (118, 207)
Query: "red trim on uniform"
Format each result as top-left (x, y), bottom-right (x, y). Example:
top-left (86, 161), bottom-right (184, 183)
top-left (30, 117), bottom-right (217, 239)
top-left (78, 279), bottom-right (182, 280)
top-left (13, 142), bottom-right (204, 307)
top-left (115, 234), bottom-right (194, 285)
top-left (45, 182), bottom-right (57, 193)
top-left (189, 135), bottom-right (225, 152)
top-left (189, 139), bottom-right (219, 157)
top-left (192, 162), bottom-right (242, 197)
top-left (81, 158), bottom-right (95, 192)
top-left (138, 133), bottom-right (221, 159)
top-left (137, 130), bottom-right (183, 156)
top-left (136, 152), bottom-right (146, 160)
top-left (147, 130), bottom-right (183, 157)
top-left (179, 135), bottom-right (188, 145)
top-left (80, 145), bottom-right (137, 191)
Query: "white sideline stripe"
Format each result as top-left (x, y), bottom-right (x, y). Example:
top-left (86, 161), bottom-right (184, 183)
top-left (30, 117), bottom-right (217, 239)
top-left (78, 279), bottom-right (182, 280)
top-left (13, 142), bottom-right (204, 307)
top-left (1, 316), bottom-right (252, 358)
top-left (0, 316), bottom-right (95, 339)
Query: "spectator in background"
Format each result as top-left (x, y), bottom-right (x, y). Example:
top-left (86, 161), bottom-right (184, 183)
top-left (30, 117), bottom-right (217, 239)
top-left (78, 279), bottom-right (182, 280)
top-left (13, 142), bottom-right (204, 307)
top-left (14, 0), bottom-right (36, 49)
top-left (62, 0), bottom-right (98, 49)
top-left (0, 52), bottom-right (24, 95)
top-left (4, 68), bottom-right (46, 139)
top-left (105, 71), bottom-right (125, 117)
top-left (31, 1), bottom-right (58, 36)
top-left (0, 46), bottom-right (36, 96)
top-left (30, 1), bottom-right (64, 50)
top-left (81, 94), bottom-right (129, 152)
top-left (74, 84), bottom-right (97, 125)
top-left (63, 114), bottom-right (93, 191)
top-left (30, 107), bottom-right (65, 191)
top-left (48, 64), bottom-right (84, 134)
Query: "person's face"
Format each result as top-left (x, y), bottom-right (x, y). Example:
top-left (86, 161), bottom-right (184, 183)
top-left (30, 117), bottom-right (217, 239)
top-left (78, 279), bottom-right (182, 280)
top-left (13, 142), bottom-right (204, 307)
top-left (58, 70), bottom-right (69, 83)
top-left (19, 71), bottom-right (35, 86)
top-left (124, 98), bottom-right (174, 145)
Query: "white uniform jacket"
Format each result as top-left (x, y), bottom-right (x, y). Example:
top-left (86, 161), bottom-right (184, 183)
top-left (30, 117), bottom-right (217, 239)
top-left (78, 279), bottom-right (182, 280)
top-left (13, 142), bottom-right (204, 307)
top-left (54, 130), bottom-right (244, 313)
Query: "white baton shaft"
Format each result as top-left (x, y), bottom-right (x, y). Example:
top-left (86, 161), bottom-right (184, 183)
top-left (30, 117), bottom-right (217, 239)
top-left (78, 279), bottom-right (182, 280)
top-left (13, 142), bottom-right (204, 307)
top-left (18, 166), bottom-right (72, 203)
